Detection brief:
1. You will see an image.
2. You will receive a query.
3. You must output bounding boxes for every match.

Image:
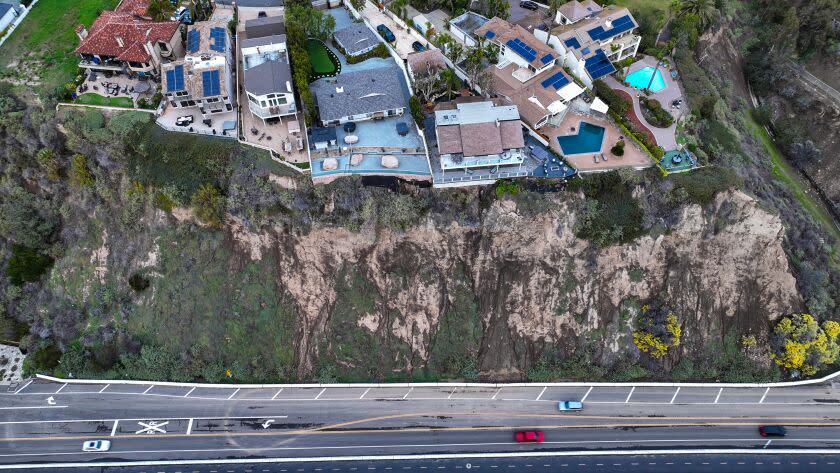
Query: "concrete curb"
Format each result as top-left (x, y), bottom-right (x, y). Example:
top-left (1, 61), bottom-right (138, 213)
top-left (1, 449), bottom-right (839, 470)
top-left (36, 369), bottom-right (840, 389)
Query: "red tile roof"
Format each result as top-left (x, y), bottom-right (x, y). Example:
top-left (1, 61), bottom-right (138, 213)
top-left (75, 11), bottom-right (178, 63)
top-left (115, 0), bottom-right (150, 16)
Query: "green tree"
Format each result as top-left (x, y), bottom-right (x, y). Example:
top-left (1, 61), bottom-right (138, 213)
top-left (191, 184), bottom-right (226, 228)
top-left (350, 0), bottom-right (365, 12)
top-left (70, 154), bottom-right (94, 187)
top-left (36, 148), bottom-right (60, 181)
top-left (678, 0), bottom-right (719, 30)
top-left (146, 0), bottom-right (175, 21)
top-left (0, 186), bottom-right (58, 249)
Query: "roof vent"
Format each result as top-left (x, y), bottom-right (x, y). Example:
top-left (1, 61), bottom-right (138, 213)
top-left (336, 86), bottom-right (344, 93)
top-left (116, 36), bottom-right (124, 47)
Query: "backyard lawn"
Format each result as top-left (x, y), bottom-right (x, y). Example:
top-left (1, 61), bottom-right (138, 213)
top-left (0, 0), bottom-right (119, 94)
top-left (74, 92), bottom-right (135, 108)
top-left (305, 39), bottom-right (338, 76)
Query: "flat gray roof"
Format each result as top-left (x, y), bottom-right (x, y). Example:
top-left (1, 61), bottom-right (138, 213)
top-left (333, 23), bottom-right (379, 56)
top-left (311, 66), bottom-right (407, 123)
top-left (244, 15), bottom-right (285, 39)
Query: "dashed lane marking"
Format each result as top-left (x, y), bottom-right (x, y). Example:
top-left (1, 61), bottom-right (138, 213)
top-left (670, 387), bottom-right (680, 404)
top-left (359, 389), bottom-right (371, 400)
top-left (54, 384), bottom-right (67, 394)
top-left (535, 387), bottom-right (547, 402)
top-left (580, 387), bottom-right (593, 403)
top-left (760, 387), bottom-right (770, 404)
top-left (143, 385), bottom-right (155, 395)
top-left (625, 387), bottom-right (635, 404)
top-left (715, 388), bottom-right (723, 404)
top-left (314, 388), bottom-right (326, 400)
top-left (491, 388), bottom-right (501, 400)
top-left (228, 389), bottom-right (241, 400)
top-left (110, 420), bottom-right (119, 437)
top-left (184, 387), bottom-right (196, 398)
top-left (99, 384), bottom-right (110, 393)
top-left (403, 388), bottom-right (414, 400)
top-left (272, 389), bottom-right (284, 400)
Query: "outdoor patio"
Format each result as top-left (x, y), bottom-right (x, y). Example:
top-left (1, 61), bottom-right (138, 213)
top-left (74, 72), bottom-right (157, 107)
top-left (334, 116), bottom-right (424, 153)
top-left (156, 104), bottom-right (237, 137)
top-left (241, 108), bottom-right (308, 163)
top-left (543, 112), bottom-right (654, 172)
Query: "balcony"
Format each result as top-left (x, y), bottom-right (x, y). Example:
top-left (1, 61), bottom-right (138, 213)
top-left (79, 59), bottom-right (124, 71)
top-left (248, 102), bottom-right (296, 119)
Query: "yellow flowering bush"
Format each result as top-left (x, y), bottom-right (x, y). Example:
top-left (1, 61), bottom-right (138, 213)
top-left (771, 314), bottom-right (840, 376)
top-left (633, 309), bottom-right (681, 359)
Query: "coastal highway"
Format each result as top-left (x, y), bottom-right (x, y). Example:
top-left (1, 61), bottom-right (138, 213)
top-left (1, 379), bottom-right (839, 468)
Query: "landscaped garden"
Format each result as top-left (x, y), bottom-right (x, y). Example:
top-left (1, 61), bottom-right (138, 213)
top-left (74, 92), bottom-right (135, 108)
top-left (640, 98), bottom-right (674, 128)
top-left (305, 39), bottom-right (340, 78)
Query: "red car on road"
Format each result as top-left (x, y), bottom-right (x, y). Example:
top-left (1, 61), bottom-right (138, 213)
top-left (514, 431), bottom-right (544, 443)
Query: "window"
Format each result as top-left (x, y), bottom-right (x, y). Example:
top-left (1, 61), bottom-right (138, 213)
top-left (248, 95), bottom-right (257, 104)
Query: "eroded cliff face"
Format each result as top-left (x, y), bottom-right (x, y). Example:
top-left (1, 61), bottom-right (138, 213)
top-left (234, 190), bottom-right (801, 379)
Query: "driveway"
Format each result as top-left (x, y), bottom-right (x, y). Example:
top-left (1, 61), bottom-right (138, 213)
top-left (360, 0), bottom-right (419, 59)
top-left (215, 0), bottom-right (281, 6)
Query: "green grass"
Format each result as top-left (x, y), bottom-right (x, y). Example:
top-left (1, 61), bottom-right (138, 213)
top-left (74, 92), bottom-right (135, 108)
top-left (613, 0), bottom-right (670, 16)
top-left (744, 112), bottom-right (840, 243)
top-left (0, 0), bottom-right (119, 93)
top-left (305, 39), bottom-right (337, 75)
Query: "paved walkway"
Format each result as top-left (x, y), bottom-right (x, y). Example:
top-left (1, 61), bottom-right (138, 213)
top-left (607, 56), bottom-right (685, 151)
top-left (788, 60), bottom-right (840, 106)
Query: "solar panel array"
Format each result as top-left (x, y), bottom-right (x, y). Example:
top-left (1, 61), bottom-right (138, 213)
top-left (202, 69), bottom-right (221, 97)
top-left (485, 30), bottom-right (496, 38)
top-left (584, 49), bottom-right (615, 80)
top-left (587, 15), bottom-right (634, 41)
top-left (505, 38), bottom-right (536, 62)
top-left (210, 27), bottom-right (226, 52)
top-left (165, 64), bottom-right (185, 92)
top-left (563, 37), bottom-right (581, 49)
top-left (540, 71), bottom-right (570, 90)
top-left (186, 29), bottom-right (200, 53)
top-left (540, 53), bottom-right (554, 65)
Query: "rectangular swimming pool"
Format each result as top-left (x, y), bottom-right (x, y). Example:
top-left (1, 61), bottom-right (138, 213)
top-left (557, 122), bottom-right (606, 155)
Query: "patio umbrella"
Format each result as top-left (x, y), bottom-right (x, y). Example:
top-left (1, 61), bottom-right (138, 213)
top-left (134, 81), bottom-right (151, 94)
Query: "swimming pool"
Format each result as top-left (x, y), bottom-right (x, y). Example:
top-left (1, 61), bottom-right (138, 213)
top-left (557, 122), bottom-right (606, 155)
top-left (625, 67), bottom-right (666, 92)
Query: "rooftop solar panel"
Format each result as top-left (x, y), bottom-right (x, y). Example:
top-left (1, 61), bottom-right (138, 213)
top-left (202, 69), bottom-right (221, 97)
top-left (187, 29), bottom-right (199, 53)
top-left (210, 27), bottom-right (226, 52)
top-left (540, 53), bottom-right (554, 65)
top-left (587, 14), bottom-right (635, 41)
top-left (540, 71), bottom-right (569, 89)
top-left (564, 37), bottom-right (581, 49)
top-left (584, 49), bottom-right (615, 80)
top-left (551, 74), bottom-right (570, 90)
top-left (485, 30), bottom-right (495, 38)
top-left (165, 64), bottom-right (185, 92)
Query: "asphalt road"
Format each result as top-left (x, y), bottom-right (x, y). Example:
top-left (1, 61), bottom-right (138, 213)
top-left (1, 379), bottom-right (839, 467)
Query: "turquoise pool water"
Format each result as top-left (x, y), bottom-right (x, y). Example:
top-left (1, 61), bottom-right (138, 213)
top-left (557, 122), bottom-right (606, 155)
top-left (626, 67), bottom-right (666, 92)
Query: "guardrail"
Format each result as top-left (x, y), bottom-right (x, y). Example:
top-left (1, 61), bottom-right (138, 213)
top-left (35, 368), bottom-right (840, 389)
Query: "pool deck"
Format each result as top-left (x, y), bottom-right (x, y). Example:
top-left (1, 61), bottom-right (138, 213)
top-left (544, 112), bottom-right (654, 172)
top-left (609, 55), bottom-right (688, 152)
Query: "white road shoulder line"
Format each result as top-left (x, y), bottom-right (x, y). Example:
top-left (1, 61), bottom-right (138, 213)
top-left (625, 387), bottom-right (635, 404)
top-left (580, 386), bottom-right (593, 403)
top-left (184, 387), bottom-right (196, 398)
top-left (110, 420), bottom-right (119, 437)
top-left (228, 388), bottom-right (240, 400)
top-left (759, 387), bottom-right (770, 404)
top-left (670, 387), bottom-right (680, 404)
top-left (0, 405), bottom-right (67, 410)
top-left (714, 388), bottom-right (723, 404)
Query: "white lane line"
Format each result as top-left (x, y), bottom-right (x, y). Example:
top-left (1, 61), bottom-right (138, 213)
top-left (625, 387), bottom-right (635, 404)
top-left (13, 380), bottom-right (33, 394)
top-left (184, 387), bottom-right (196, 398)
top-left (359, 388), bottom-right (371, 400)
top-left (186, 419), bottom-right (193, 435)
top-left (492, 388), bottom-right (502, 400)
top-left (759, 387), bottom-right (770, 404)
top-left (714, 388), bottom-right (723, 404)
top-left (99, 384), bottom-right (110, 394)
top-left (271, 388), bottom-right (284, 400)
top-left (580, 387), bottom-right (593, 403)
top-left (403, 387), bottom-right (414, 399)
top-left (535, 387), bottom-right (547, 401)
top-left (670, 387), bottom-right (680, 404)
top-left (110, 420), bottom-right (119, 437)
top-left (228, 388), bottom-right (240, 400)
top-left (314, 388), bottom-right (326, 400)
top-left (143, 385), bottom-right (154, 394)
top-left (54, 383), bottom-right (67, 394)
top-left (763, 440), bottom-right (771, 449)
top-left (0, 405), bottom-right (67, 410)
top-left (448, 387), bottom-right (457, 399)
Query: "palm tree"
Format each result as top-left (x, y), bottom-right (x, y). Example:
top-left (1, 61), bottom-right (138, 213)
top-left (678, 0), bottom-right (718, 29)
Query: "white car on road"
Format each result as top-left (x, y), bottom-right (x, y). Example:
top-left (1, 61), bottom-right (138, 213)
top-left (82, 440), bottom-right (111, 452)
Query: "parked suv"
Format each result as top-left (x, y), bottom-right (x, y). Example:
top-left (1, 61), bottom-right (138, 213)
top-left (520, 1), bottom-right (539, 10)
top-left (377, 24), bottom-right (396, 43)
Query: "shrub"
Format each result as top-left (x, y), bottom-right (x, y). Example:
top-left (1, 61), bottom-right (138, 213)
top-left (641, 98), bottom-right (674, 128)
top-left (22, 344), bottom-right (62, 376)
top-left (633, 309), bottom-right (681, 359)
top-left (6, 244), bottom-right (54, 285)
top-left (36, 148), bottom-right (61, 180)
top-left (409, 95), bottom-right (423, 126)
top-left (771, 313), bottom-right (840, 376)
top-left (70, 154), bottom-right (94, 187)
top-left (494, 179), bottom-right (521, 198)
top-left (346, 43), bottom-right (390, 64)
top-left (574, 172), bottom-right (645, 247)
top-left (128, 273), bottom-right (151, 292)
top-left (611, 140), bottom-right (625, 156)
top-left (593, 79), bottom-right (630, 115)
top-left (670, 165), bottom-right (742, 206)
top-left (191, 184), bottom-right (226, 228)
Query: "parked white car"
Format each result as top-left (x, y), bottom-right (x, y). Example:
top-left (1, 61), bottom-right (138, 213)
top-left (82, 440), bottom-right (111, 452)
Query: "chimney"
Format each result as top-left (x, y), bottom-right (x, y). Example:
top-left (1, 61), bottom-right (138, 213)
top-left (75, 25), bottom-right (88, 40)
top-left (336, 86), bottom-right (344, 93)
top-left (116, 36), bottom-right (124, 47)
